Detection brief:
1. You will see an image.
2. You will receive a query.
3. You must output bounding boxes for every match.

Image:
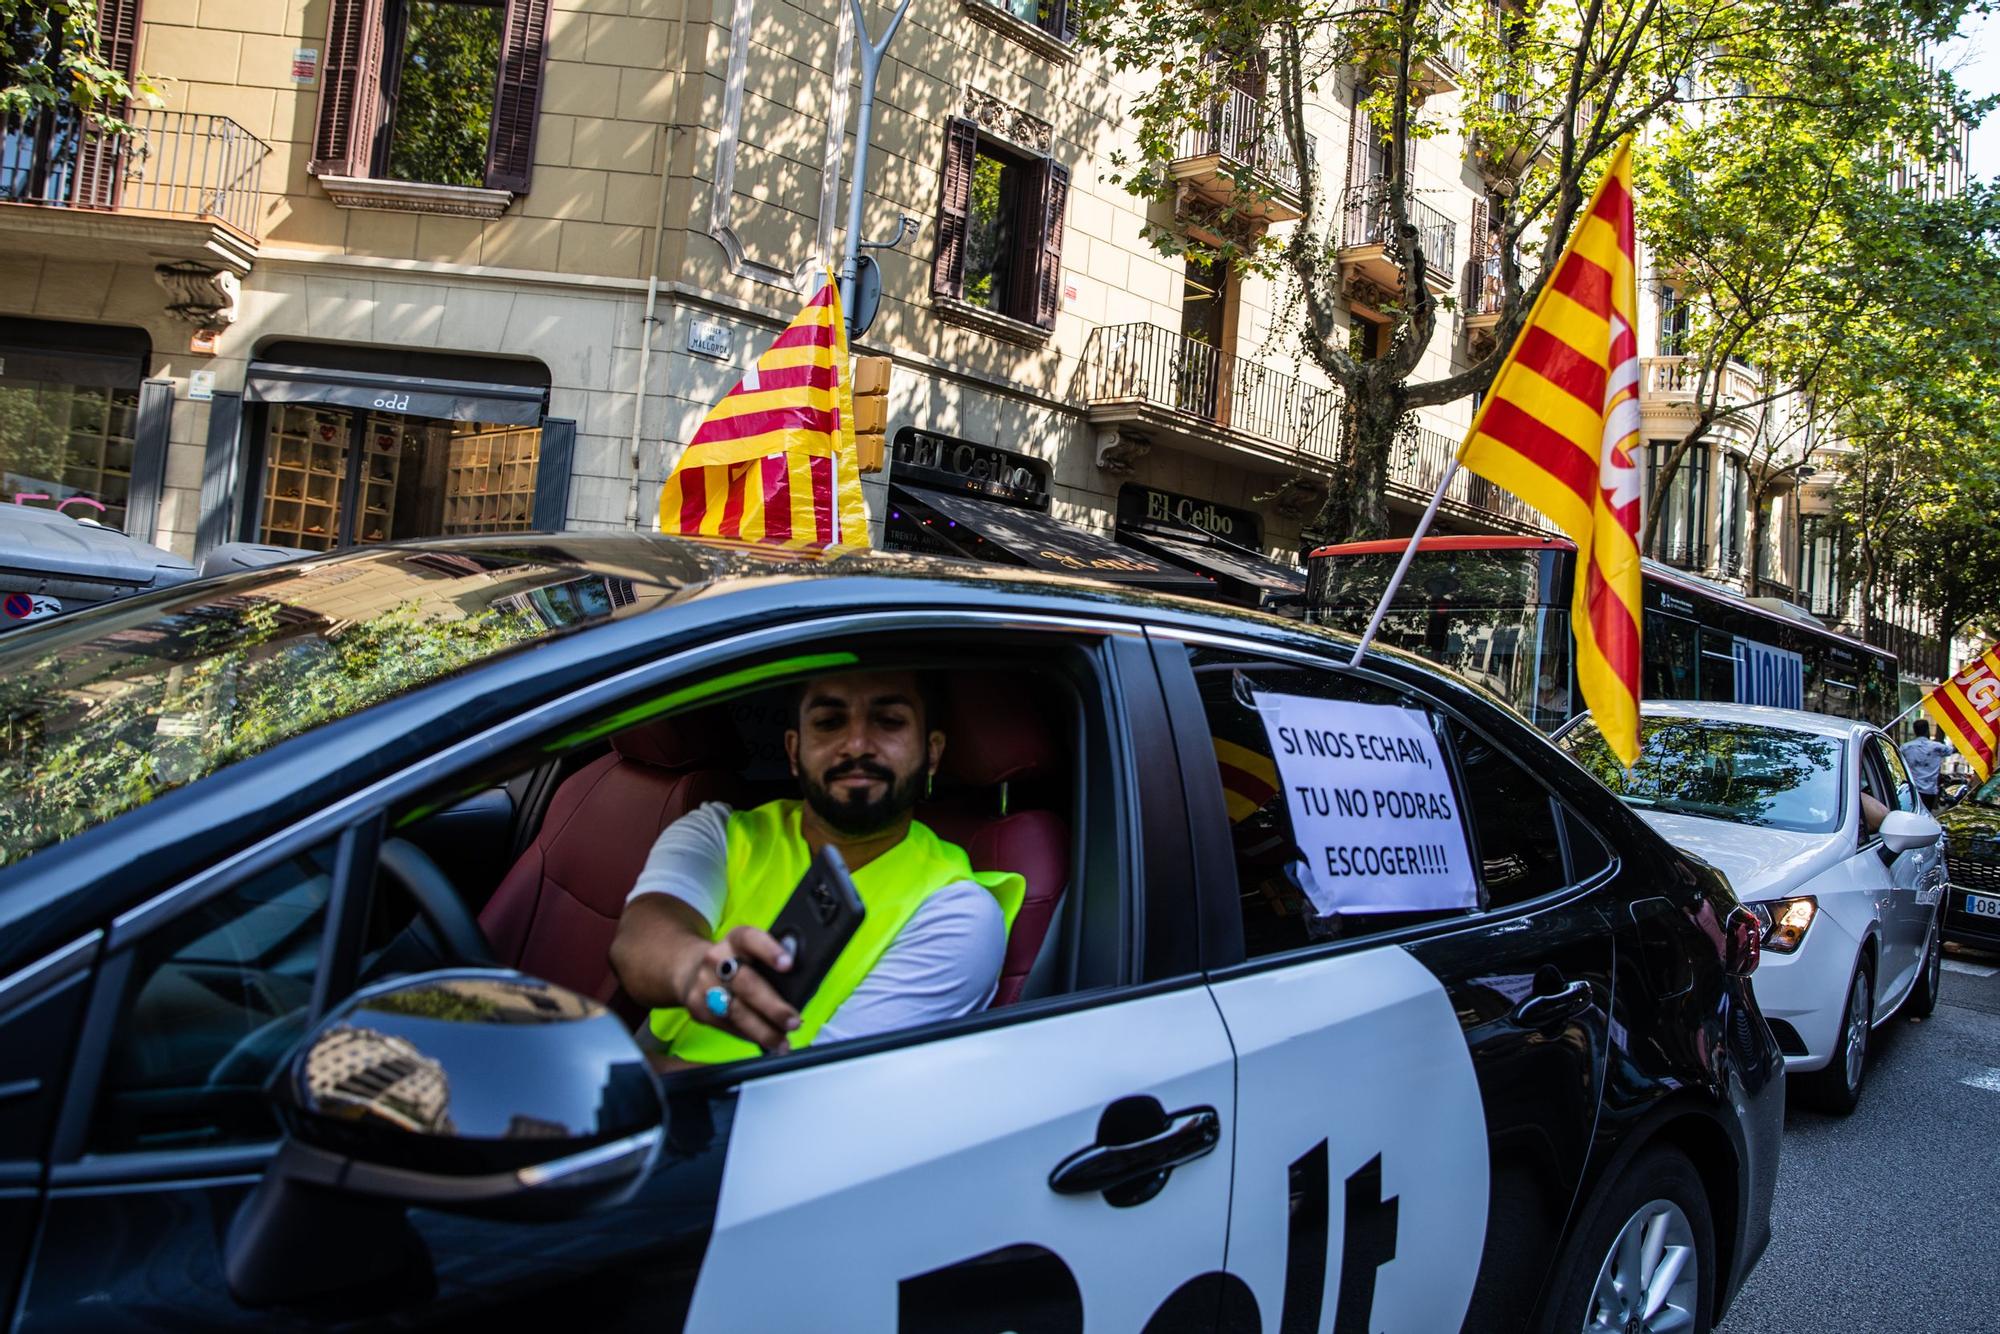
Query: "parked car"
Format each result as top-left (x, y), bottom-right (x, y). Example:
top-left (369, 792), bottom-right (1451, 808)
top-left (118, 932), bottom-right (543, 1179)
top-left (1937, 773), bottom-right (2000, 952)
top-left (1560, 701), bottom-right (1947, 1114)
top-left (0, 534), bottom-right (1781, 1332)
top-left (0, 503), bottom-right (196, 629)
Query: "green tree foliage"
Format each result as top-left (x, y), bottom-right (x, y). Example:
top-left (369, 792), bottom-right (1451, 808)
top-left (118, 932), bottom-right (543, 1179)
top-left (0, 597), bottom-right (542, 866)
top-left (0, 0), bottom-right (158, 125)
top-left (1633, 30), bottom-right (1988, 563)
top-left (1080, 0), bottom-right (1989, 546)
top-left (386, 0), bottom-right (502, 189)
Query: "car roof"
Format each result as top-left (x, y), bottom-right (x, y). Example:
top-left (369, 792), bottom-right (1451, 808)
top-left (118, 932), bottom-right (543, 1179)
top-left (1635, 698), bottom-right (1871, 740)
top-left (0, 530), bottom-right (1545, 971)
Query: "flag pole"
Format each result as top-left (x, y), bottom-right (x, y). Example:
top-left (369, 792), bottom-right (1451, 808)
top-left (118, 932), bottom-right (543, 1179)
top-left (1347, 456), bottom-right (1462, 669)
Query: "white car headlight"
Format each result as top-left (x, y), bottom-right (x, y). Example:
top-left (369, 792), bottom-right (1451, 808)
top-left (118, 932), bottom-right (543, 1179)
top-left (1744, 896), bottom-right (1817, 953)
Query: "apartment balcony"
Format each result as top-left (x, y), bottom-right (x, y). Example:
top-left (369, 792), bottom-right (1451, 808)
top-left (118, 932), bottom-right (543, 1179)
top-left (1077, 322), bottom-right (1344, 477)
top-left (1339, 186), bottom-right (1456, 310)
top-left (1390, 416), bottom-right (1545, 533)
top-left (1639, 355), bottom-right (1764, 419)
top-left (0, 106), bottom-right (271, 278)
top-left (1168, 86), bottom-right (1305, 225)
top-left (1358, 9), bottom-right (1469, 95)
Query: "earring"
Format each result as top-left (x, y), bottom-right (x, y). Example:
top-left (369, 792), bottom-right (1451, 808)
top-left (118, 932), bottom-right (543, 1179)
top-left (926, 770), bottom-right (934, 798)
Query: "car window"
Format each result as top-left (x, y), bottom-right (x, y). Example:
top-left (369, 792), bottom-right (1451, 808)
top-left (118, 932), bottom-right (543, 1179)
top-left (1445, 720), bottom-right (1571, 906)
top-left (1563, 715), bottom-right (1844, 834)
top-left (1184, 645), bottom-right (1551, 959)
top-left (1871, 737), bottom-right (1919, 812)
top-left (0, 549), bottom-right (678, 868)
top-left (90, 843), bottom-right (335, 1154)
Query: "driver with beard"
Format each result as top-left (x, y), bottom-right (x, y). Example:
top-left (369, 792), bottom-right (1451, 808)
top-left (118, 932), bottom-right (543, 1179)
top-left (612, 669), bottom-right (1026, 1066)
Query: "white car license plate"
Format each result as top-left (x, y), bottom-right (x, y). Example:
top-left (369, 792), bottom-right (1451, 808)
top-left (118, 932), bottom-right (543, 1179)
top-left (1967, 892), bottom-right (2000, 919)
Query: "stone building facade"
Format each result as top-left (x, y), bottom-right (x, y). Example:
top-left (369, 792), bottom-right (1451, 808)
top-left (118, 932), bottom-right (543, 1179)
top-left (3, 0), bottom-right (1889, 617)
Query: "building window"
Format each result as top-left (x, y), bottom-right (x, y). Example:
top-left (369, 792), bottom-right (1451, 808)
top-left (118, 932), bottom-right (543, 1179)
top-left (989, 0), bottom-right (1077, 41)
top-left (932, 118), bottom-right (1070, 330)
top-left (385, 1), bottom-right (507, 188)
top-left (1658, 285), bottom-right (1690, 356)
top-left (1716, 452), bottom-right (1748, 571)
top-left (1646, 441), bottom-right (1708, 567)
top-left (310, 0), bottom-right (549, 193)
top-left (0, 382), bottom-right (139, 530)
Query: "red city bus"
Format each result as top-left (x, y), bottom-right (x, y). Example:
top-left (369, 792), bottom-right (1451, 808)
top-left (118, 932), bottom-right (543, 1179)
top-left (1307, 534), bottom-right (1899, 730)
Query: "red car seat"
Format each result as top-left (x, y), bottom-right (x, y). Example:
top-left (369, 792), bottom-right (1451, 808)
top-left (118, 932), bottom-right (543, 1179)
top-left (479, 709), bottom-right (741, 1006)
top-left (918, 674), bottom-right (1071, 1007)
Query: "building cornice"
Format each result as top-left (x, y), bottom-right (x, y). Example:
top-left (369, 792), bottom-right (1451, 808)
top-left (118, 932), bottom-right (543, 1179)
top-left (317, 176), bottom-right (515, 219)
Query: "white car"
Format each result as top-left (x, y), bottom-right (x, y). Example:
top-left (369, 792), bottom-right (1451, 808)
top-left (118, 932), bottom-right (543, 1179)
top-left (1561, 701), bottom-right (1947, 1113)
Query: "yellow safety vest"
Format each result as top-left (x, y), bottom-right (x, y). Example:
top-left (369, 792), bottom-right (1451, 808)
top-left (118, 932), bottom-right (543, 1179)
top-left (648, 799), bottom-right (1026, 1064)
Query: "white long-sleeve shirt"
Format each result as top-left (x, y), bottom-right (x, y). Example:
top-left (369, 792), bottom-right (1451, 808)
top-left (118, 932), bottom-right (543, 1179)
top-left (627, 802), bottom-right (1005, 1044)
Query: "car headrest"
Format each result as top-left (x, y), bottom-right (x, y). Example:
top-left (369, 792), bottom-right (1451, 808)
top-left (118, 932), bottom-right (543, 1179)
top-left (938, 672), bottom-right (1057, 787)
top-left (610, 706), bottom-right (735, 770)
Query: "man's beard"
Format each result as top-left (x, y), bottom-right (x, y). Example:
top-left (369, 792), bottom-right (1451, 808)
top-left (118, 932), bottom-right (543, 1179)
top-left (801, 758), bottom-right (925, 836)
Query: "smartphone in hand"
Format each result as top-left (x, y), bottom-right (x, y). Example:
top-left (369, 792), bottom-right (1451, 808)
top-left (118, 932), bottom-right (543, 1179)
top-left (753, 845), bottom-right (866, 1010)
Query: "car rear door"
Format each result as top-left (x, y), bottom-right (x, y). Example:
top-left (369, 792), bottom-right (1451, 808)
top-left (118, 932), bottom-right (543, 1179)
top-left (1153, 631), bottom-right (1612, 1333)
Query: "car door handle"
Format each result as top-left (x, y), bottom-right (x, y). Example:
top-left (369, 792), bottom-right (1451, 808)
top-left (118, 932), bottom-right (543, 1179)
top-left (1049, 1104), bottom-right (1220, 1204)
top-left (1513, 979), bottom-right (1593, 1028)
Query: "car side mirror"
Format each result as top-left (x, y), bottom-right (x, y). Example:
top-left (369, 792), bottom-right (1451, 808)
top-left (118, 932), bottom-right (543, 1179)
top-left (1879, 809), bottom-right (1944, 855)
top-left (226, 970), bottom-right (663, 1308)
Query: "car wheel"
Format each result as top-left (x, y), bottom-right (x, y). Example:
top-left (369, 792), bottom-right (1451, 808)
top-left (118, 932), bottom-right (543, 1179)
top-left (1906, 911), bottom-right (1944, 1020)
top-left (1800, 956), bottom-right (1873, 1115)
top-left (1542, 1146), bottom-right (1714, 1334)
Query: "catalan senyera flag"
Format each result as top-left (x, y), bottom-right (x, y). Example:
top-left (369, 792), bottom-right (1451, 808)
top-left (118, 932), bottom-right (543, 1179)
top-left (1460, 140), bottom-right (1644, 766)
top-left (659, 281), bottom-right (870, 548)
top-left (1921, 647), bottom-right (2000, 780)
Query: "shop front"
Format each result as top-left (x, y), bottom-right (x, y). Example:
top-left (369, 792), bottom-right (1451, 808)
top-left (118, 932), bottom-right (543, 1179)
top-left (1113, 483), bottom-right (1306, 611)
top-left (205, 343), bottom-right (574, 556)
top-left (882, 427), bottom-right (1209, 594)
top-left (0, 317), bottom-right (171, 542)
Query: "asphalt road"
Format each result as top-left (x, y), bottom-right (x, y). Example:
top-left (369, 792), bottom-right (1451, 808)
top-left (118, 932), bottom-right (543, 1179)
top-left (1718, 940), bottom-right (2000, 1331)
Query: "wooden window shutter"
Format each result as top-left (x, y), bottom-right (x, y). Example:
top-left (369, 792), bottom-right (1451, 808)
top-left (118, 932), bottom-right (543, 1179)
top-left (1345, 86), bottom-right (1375, 191)
top-left (1466, 196), bottom-right (1489, 306)
top-left (74, 0), bottom-right (142, 209)
top-left (311, 0), bottom-right (388, 178)
top-left (485, 0), bottom-right (551, 192)
top-left (1032, 160), bottom-right (1071, 330)
top-left (931, 118), bottom-right (980, 300)
top-left (1058, 0), bottom-right (1080, 44)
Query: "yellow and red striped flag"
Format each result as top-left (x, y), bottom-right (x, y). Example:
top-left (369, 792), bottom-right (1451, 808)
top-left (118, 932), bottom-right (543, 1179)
top-left (659, 281), bottom-right (871, 548)
top-left (1460, 140), bottom-right (1644, 766)
top-left (1921, 647), bottom-right (2000, 780)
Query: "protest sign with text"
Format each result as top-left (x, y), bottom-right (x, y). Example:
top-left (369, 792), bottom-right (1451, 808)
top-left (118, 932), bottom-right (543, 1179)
top-left (1255, 693), bottom-right (1479, 915)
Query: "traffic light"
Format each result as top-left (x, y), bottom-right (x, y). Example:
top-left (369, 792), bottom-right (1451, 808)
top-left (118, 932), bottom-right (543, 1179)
top-left (853, 355), bottom-right (890, 473)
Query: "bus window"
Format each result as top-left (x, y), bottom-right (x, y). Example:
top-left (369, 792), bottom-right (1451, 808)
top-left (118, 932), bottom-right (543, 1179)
top-left (1699, 628), bottom-right (1737, 704)
top-left (1644, 612), bottom-right (1698, 702)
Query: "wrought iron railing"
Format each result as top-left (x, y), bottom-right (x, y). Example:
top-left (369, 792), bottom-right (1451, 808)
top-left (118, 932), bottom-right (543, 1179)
top-left (1173, 84), bottom-right (1303, 199)
top-left (1341, 184), bottom-right (1457, 279)
top-left (0, 105), bottom-right (270, 238)
top-left (1427, 8), bottom-right (1470, 77)
top-left (1076, 322), bottom-right (1345, 461)
top-left (1392, 417), bottom-right (1543, 529)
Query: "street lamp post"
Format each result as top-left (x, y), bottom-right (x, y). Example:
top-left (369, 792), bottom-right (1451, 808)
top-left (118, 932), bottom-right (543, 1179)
top-left (837, 0), bottom-right (914, 339)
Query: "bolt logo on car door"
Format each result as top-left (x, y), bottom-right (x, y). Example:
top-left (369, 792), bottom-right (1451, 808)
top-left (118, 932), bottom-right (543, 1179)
top-left (687, 947), bottom-right (1484, 1332)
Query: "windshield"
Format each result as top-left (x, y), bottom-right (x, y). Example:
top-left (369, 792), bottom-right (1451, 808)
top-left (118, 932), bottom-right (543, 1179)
top-left (0, 547), bottom-right (676, 867)
top-left (1973, 774), bottom-right (2000, 807)
top-left (1561, 715), bottom-right (1846, 833)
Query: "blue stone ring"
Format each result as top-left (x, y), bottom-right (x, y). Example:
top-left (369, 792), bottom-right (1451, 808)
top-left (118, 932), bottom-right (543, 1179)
top-left (704, 985), bottom-right (732, 1019)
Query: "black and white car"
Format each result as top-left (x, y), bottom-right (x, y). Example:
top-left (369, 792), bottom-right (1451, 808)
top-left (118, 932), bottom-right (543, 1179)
top-left (0, 534), bottom-right (1781, 1332)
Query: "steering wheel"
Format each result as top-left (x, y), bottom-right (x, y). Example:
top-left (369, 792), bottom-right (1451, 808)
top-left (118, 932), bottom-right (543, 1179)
top-left (376, 837), bottom-right (498, 968)
top-left (205, 839), bottom-right (496, 1088)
